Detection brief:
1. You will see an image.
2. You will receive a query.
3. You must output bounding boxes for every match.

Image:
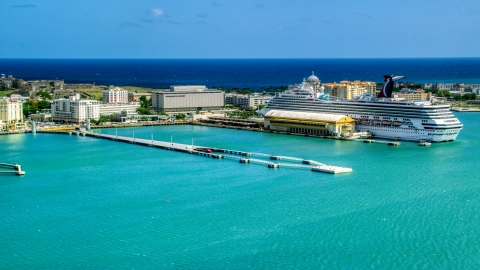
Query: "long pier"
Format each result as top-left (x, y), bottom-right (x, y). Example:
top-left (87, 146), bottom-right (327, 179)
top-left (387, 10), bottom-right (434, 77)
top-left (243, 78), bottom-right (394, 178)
top-left (40, 130), bottom-right (352, 174)
top-left (0, 163), bottom-right (25, 176)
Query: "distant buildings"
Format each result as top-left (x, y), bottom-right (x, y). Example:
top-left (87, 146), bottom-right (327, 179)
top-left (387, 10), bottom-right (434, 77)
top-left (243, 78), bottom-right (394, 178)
top-left (51, 95), bottom-right (100, 124)
top-left (102, 87), bottom-right (129, 104)
top-left (396, 88), bottom-right (432, 101)
top-left (0, 97), bottom-right (23, 130)
top-left (128, 92), bottom-right (152, 102)
top-left (152, 86), bottom-right (224, 113)
top-left (225, 93), bottom-right (270, 110)
top-left (99, 103), bottom-right (139, 116)
top-left (323, 80), bottom-right (376, 100)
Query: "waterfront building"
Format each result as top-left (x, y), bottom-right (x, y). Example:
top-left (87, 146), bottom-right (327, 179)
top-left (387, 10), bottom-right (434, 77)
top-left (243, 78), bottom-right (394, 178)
top-left (225, 93), bottom-right (269, 110)
top-left (263, 110), bottom-right (355, 136)
top-left (51, 96), bottom-right (100, 124)
top-left (0, 97), bottom-right (23, 130)
top-left (323, 80), bottom-right (376, 100)
top-left (99, 103), bottom-right (140, 116)
top-left (152, 86), bottom-right (224, 113)
top-left (30, 112), bottom-right (52, 122)
top-left (102, 87), bottom-right (129, 104)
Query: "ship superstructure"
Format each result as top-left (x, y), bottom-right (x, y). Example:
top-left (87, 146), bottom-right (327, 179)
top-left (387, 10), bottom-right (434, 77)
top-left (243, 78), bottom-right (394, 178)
top-left (260, 77), bottom-right (463, 142)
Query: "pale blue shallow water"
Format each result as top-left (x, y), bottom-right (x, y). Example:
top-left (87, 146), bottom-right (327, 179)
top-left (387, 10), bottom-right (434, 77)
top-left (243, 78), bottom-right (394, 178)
top-left (1, 113), bottom-right (480, 269)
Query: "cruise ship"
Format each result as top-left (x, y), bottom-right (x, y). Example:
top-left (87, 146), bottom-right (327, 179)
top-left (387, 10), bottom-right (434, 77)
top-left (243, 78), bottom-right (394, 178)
top-left (260, 75), bottom-right (463, 142)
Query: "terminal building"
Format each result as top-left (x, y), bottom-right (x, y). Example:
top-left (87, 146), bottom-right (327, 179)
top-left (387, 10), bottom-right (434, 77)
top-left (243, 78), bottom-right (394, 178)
top-left (152, 86), bottom-right (224, 113)
top-left (263, 110), bottom-right (355, 136)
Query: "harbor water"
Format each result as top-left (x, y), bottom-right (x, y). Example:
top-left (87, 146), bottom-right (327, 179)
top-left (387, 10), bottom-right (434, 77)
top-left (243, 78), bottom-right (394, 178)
top-left (1, 113), bottom-right (480, 269)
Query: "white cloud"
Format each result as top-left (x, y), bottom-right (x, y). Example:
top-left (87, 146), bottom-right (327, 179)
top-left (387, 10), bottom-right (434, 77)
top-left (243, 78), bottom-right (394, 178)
top-left (148, 7), bottom-right (165, 18)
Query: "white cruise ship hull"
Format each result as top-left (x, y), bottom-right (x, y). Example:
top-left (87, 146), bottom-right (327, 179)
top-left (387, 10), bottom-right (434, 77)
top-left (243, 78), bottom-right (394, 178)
top-left (355, 124), bottom-right (461, 142)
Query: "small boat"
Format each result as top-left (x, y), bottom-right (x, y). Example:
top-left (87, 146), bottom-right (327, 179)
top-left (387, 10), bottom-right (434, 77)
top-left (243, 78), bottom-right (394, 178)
top-left (418, 140), bottom-right (431, 146)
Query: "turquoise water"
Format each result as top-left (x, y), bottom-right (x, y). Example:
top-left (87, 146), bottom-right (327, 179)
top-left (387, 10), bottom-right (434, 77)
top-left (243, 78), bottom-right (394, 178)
top-left (1, 113), bottom-right (480, 269)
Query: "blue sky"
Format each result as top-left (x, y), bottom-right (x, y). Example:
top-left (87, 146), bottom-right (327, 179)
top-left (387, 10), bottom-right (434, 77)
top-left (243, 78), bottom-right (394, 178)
top-left (1, 0), bottom-right (480, 58)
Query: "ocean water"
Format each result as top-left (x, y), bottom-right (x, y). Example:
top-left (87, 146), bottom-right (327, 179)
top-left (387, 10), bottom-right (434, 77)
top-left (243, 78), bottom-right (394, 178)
top-left (1, 113), bottom-right (480, 269)
top-left (1, 58), bottom-right (480, 89)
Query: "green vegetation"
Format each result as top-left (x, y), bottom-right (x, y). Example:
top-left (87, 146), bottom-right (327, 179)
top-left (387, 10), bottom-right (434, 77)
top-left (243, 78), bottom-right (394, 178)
top-left (226, 109), bottom-right (260, 119)
top-left (0, 90), bottom-right (16, 97)
top-left (435, 90), bottom-right (452, 98)
top-left (23, 99), bottom-right (51, 117)
top-left (174, 113), bottom-right (186, 120)
top-left (453, 93), bottom-right (476, 101)
top-left (136, 107), bottom-right (152, 115)
top-left (139, 95), bottom-right (152, 108)
top-left (36, 91), bottom-right (52, 100)
top-left (90, 114), bottom-right (116, 125)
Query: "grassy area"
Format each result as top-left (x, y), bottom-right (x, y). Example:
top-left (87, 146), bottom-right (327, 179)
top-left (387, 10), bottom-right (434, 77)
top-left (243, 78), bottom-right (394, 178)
top-left (0, 90), bottom-right (16, 97)
top-left (89, 92), bottom-right (103, 98)
top-left (119, 86), bottom-right (158, 92)
top-left (76, 86), bottom-right (108, 93)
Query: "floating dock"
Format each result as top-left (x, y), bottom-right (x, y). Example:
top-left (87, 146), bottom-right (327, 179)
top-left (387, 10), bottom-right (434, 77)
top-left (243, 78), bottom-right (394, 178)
top-left (311, 165), bottom-right (353, 174)
top-left (39, 130), bottom-right (352, 175)
top-left (0, 163), bottom-right (25, 176)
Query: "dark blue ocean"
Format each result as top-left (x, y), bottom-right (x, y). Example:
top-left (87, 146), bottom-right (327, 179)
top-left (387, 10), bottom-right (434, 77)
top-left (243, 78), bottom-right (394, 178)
top-left (1, 58), bottom-right (480, 89)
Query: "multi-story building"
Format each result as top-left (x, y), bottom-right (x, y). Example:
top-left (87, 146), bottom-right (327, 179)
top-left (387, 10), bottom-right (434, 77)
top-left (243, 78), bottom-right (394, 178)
top-left (51, 96), bottom-right (100, 123)
top-left (103, 87), bottom-right (129, 104)
top-left (225, 93), bottom-right (269, 110)
top-left (323, 80), bottom-right (376, 100)
top-left (0, 97), bottom-right (23, 130)
top-left (437, 83), bottom-right (456, 91)
top-left (99, 103), bottom-right (140, 116)
top-left (396, 89), bottom-right (432, 101)
top-left (152, 86), bottom-right (224, 112)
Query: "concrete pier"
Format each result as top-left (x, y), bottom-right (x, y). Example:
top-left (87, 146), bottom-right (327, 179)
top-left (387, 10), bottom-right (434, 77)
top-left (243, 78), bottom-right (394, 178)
top-left (38, 130), bottom-right (353, 174)
top-left (0, 163), bottom-right (25, 176)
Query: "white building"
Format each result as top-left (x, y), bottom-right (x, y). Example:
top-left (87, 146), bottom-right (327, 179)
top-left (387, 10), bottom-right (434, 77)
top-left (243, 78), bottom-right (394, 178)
top-left (152, 85), bottom-right (224, 112)
top-left (51, 96), bottom-right (100, 124)
top-left (0, 97), bottom-right (23, 130)
top-left (225, 93), bottom-right (269, 110)
top-left (99, 103), bottom-right (140, 116)
top-left (103, 87), bottom-right (129, 104)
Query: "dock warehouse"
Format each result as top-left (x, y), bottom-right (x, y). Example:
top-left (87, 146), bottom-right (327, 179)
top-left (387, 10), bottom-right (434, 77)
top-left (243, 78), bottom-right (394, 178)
top-left (263, 110), bottom-right (355, 136)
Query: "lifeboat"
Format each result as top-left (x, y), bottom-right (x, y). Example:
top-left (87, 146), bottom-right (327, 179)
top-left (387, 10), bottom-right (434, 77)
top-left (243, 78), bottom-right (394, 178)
top-left (382, 120), bottom-right (391, 125)
top-left (372, 120), bottom-right (381, 125)
top-left (393, 121), bottom-right (401, 126)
